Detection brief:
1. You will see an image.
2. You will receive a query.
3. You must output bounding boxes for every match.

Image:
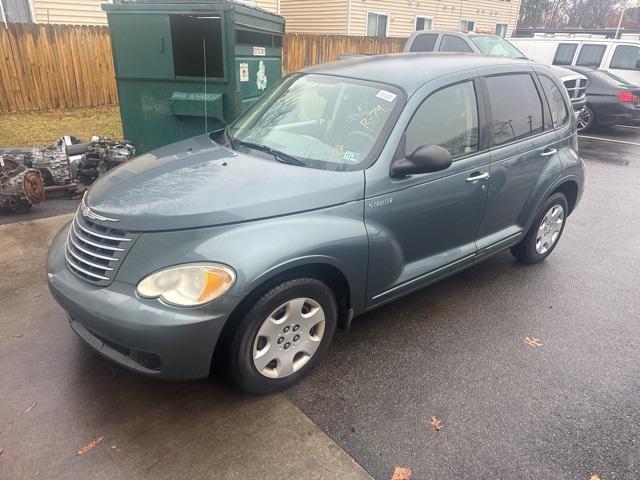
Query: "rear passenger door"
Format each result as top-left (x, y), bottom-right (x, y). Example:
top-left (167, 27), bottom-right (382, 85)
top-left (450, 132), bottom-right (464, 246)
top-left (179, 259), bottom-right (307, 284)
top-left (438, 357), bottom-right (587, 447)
top-left (475, 66), bottom-right (562, 254)
top-left (438, 35), bottom-right (474, 53)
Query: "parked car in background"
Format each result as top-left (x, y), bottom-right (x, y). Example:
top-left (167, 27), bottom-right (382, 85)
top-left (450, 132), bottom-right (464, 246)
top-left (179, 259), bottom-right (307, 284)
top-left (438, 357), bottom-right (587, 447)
top-left (47, 54), bottom-right (584, 394)
top-left (404, 31), bottom-right (588, 116)
top-left (564, 67), bottom-right (640, 132)
top-left (509, 38), bottom-right (640, 85)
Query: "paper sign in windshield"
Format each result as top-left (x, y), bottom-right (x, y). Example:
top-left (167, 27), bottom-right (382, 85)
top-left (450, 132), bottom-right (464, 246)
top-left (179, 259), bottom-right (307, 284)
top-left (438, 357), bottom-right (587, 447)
top-left (376, 90), bottom-right (397, 102)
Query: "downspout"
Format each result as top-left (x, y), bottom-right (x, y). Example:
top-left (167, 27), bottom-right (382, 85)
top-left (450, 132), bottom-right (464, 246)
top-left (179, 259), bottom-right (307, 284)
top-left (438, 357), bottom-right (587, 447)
top-left (347, 0), bottom-right (352, 35)
top-left (276, 0), bottom-right (280, 15)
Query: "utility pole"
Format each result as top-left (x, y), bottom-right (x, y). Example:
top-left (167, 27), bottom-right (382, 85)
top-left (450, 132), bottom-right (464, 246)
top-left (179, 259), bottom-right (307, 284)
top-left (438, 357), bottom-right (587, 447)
top-left (614, 2), bottom-right (626, 39)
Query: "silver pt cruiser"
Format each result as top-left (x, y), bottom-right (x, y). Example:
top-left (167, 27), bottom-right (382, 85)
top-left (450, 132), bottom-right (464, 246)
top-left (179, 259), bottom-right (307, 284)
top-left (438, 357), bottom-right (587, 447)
top-left (47, 54), bottom-right (585, 393)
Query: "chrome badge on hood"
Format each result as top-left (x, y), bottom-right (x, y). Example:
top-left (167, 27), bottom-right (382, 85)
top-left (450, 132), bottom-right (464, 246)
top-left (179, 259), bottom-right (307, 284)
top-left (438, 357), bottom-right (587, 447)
top-left (80, 193), bottom-right (119, 222)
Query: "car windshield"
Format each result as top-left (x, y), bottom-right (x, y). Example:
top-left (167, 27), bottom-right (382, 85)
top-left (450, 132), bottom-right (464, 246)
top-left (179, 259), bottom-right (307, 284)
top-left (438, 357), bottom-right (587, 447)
top-left (227, 74), bottom-right (402, 171)
top-left (469, 35), bottom-right (527, 59)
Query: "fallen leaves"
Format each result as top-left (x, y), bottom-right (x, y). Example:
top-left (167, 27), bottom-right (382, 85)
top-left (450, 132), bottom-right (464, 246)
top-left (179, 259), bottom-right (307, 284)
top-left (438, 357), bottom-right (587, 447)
top-left (0, 447), bottom-right (4, 456)
top-left (429, 416), bottom-right (443, 431)
top-left (390, 466), bottom-right (412, 480)
top-left (590, 475), bottom-right (601, 480)
top-left (77, 436), bottom-right (104, 455)
top-left (23, 401), bottom-right (37, 414)
top-left (524, 336), bottom-right (543, 347)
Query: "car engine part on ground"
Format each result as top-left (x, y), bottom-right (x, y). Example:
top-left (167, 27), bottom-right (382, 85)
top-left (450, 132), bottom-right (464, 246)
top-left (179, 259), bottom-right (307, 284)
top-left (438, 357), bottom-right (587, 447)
top-left (0, 136), bottom-right (135, 194)
top-left (0, 156), bottom-right (45, 213)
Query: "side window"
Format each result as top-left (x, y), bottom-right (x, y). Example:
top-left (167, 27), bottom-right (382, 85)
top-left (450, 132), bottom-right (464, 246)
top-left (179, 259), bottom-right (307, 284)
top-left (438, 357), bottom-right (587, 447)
top-left (439, 35), bottom-right (473, 53)
top-left (485, 74), bottom-right (543, 146)
top-left (552, 43), bottom-right (578, 66)
top-left (610, 45), bottom-right (640, 70)
top-left (405, 81), bottom-right (479, 159)
top-left (409, 33), bottom-right (438, 52)
top-left (539, 75), bottom-right (569, 129)
top-left (575, 44), bottom-right (607, 67)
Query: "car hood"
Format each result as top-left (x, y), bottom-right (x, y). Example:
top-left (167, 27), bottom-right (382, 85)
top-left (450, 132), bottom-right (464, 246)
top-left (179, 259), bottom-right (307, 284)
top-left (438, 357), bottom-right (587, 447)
top-left (86, 135), bottom-right (364, 232)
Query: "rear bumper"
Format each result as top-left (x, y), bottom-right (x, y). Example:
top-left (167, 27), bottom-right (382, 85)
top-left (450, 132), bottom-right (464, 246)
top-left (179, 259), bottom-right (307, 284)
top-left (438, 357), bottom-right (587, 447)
top-left (46, 222), bottom-right (241, 380)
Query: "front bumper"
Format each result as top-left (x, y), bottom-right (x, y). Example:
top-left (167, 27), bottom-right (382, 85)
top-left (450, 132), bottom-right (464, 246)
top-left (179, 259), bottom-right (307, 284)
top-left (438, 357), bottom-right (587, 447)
top-left (46, 223), bottom-right (241, 380)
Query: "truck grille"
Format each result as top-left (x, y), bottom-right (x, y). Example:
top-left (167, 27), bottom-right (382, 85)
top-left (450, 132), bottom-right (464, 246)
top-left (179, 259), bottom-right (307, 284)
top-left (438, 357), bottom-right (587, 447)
top-left (563, 78), bottom-right (588, 100)
top-left (65, 206), bottom-right (137, 286)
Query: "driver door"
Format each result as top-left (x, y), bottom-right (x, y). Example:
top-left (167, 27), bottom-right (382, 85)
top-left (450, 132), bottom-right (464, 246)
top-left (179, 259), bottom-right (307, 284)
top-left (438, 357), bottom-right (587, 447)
top-left (364, 74), bottom-right (490, 307)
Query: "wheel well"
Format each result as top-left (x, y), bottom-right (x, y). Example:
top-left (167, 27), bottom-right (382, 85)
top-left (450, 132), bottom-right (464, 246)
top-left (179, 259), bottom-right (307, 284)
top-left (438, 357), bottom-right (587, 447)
top-left (551, 181), bottom-right (579, 214)
top-left (211, 263), bottom-right (352, 371)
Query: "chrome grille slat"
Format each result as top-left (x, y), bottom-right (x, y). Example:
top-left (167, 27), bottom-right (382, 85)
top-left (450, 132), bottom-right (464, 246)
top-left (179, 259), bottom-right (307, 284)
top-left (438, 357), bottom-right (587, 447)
top-left (75, 220), bottom-right (131, 242)
top-left (72, 222), bottom-right (125, 252)
top-left (67, 233), bottom-right (118, 261)
top-left (65, 251), bottom-right (110, 281)
top-left (66, 244), bottom-right (115, 271)
top-left (65, 206), bottom-right (137, 286)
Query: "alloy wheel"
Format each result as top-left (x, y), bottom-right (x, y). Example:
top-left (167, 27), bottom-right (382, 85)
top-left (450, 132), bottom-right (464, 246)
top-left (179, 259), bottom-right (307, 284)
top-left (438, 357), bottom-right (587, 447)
top-left (252, 297), bottom-right (326, 378)
top-left (576, 107), bottom-right (592, 132)
top-left (535, 204), bottom-right (565, 255)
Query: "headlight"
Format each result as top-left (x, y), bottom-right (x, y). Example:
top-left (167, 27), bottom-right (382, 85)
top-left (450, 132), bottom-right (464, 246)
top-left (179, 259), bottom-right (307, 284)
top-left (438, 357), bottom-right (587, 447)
top-left (137, 263), bottom-right (235, 307)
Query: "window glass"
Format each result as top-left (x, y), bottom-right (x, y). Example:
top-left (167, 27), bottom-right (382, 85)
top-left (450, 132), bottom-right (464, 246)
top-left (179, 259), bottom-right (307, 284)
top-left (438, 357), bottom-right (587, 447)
top-left (575, 44), bottom-right (606, 67)
top-left (367, 12), bottom-right (388, 37)
top-left (460, 20), bottom-right (475, 32)
top-left (610, 45), bottom-right (640, 70)
top-left (495, 24), bottom-right (508, 38)
top-left (409, 33), bottom-right (438, 52)
top-left (415, 17), bottom-right (433, 31)
top-left (469, 34), bottom-right (525, 58)
top-left (485, 74), bottom-right (543, 146)
top-left (552, 43), bottom-right (578, 65)
top-left (229, 74), bottom-right (401, 171)
top-left (405, 81), bottom-right (478, 158)
top-left (439, 35), bottom-right (473, 53)
top-left (539, 75), bottom-right (569, 129)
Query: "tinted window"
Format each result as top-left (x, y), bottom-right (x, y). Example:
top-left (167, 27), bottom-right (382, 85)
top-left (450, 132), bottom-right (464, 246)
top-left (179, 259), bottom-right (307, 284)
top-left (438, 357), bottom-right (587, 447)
top-left (539, 75), bottom-right (569, 129)
top-left (409, 33), bottom-right (438, 52)
top-left (576, 44), bottom-right (606, 67)
top-left (485, 74), bottom-right (543, 146)
top-left (439, 35), bottom-right (473, 53)
top-left (553, 43), bottom-right (578, 65)
top-left (610, 45), bottom-right (640, 70)
top-left (405, 81), bottom-right (478, 158)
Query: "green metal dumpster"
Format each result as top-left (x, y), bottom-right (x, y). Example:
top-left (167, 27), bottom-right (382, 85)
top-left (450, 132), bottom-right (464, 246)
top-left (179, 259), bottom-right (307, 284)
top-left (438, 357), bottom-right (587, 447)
top-left (102, 0), bottom-right (284, 153)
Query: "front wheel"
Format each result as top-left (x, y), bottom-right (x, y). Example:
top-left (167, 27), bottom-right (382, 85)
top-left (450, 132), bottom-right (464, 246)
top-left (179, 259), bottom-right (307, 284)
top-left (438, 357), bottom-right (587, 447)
top-left (576, 106), bottom-right (595, 132)
top-left (227, 278), bottom-right (337, 394)
top-left (511, 193), bottom-right (568, 264)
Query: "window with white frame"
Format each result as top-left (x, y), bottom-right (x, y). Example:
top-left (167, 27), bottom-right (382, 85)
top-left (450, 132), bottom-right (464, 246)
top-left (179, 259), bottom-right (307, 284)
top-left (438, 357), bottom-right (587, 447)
top-left (367, 12), bottom-right (389, 37)
top-left (415, 16), bottom-right (433, 31)
top-left (495, 23), bottom-right (508, 38)
top-left (459, 19), bottom-right (475, 32)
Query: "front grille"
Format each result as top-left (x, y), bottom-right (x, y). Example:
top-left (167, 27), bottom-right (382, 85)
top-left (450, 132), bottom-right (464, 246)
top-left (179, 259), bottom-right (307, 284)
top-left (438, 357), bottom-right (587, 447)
top-left (563, 78), bottom-right (588, 101)
top-left (65, 206), bottom-right (137, 286)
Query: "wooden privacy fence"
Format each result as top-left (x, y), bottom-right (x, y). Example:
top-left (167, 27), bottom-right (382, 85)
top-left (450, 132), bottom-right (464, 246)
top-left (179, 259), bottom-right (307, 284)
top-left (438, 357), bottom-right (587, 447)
top-left (0, 25), bottom-right (407, 114)
top-left (282, 33), bottom-right (406, 75)
top-left (0, 24), bottom-right (117, 113)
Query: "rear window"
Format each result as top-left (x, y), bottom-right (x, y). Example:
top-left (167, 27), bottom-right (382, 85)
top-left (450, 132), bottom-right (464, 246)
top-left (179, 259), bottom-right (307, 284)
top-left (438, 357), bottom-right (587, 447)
top-left (610, 45), bottom-right (640, 71)
top-left (553, 43), bottom-right (578, 66)
top-left (576, 44), bottom-right (606, 67)
top-left (485, 74), bottom-right (544, 146)
top-left (439, 35), bottom-right (473, 53)
top-left (409, 33), bottom-right (438, 52)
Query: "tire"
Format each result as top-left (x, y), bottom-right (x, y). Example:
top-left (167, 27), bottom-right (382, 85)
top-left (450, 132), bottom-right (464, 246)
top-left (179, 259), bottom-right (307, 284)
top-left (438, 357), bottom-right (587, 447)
top-left (576, 106), bottom-right (595, 132)
top-left (227, 277), bottom-right (337, 394)
top-left (511, 193), bottom-right (569, 264)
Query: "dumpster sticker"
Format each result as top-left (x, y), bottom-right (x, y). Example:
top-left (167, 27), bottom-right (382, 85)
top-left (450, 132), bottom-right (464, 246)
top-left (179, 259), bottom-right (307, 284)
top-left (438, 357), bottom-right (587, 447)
top-left (253, 46), bottom-right (266, 56)
top-left (257, 60), bottom-right (268, 91)
top-left (239, 63), bottom-right (249, 82)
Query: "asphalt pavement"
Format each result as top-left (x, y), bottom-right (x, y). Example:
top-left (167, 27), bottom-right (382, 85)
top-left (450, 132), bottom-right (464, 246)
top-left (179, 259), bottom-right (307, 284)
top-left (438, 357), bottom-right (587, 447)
top-left (287, 126), bottom-right (640, 479)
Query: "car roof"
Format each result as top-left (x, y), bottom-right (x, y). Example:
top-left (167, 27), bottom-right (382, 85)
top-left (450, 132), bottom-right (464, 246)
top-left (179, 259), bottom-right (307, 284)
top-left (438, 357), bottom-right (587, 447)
top-left (302, 52), bottom-right (529, 95)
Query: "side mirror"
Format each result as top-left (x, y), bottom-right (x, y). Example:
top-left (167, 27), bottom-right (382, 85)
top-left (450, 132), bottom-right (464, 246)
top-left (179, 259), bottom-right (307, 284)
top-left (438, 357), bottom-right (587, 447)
top-left (390, 145), bottom-right (452, 178)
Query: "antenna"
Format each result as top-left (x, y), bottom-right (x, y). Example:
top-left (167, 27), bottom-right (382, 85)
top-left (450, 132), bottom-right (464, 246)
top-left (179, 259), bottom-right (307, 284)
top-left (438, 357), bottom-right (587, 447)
top-left (203, 37), bottom-right (208, 133)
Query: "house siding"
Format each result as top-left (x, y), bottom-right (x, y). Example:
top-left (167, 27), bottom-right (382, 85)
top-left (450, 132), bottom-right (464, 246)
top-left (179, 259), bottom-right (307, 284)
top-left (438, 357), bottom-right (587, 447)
top-left (280, 0), bottom-right (348, 34)
top-left (34, 0), bottom-right (107, 25)
top-left (255, 0), bottom-right (279, 13)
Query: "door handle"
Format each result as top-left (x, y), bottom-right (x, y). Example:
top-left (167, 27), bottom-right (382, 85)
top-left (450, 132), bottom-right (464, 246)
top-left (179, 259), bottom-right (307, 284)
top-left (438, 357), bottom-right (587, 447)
top-left (540, 148), bottom-right (557, 157)
top-left (466, 172), bottom-right (490, 182)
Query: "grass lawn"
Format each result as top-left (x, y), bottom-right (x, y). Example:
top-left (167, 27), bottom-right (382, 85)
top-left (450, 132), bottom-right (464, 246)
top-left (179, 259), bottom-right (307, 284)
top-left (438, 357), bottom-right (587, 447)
top-left (0, 106), bottom-right (123, 147)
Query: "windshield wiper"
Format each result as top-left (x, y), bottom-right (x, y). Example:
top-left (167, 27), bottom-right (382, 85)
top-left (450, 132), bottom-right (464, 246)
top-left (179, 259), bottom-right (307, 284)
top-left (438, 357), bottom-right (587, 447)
top-left (235, 140), bottom-right (306, 167)
top-left (224, 125), bottom-right (237, 150)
